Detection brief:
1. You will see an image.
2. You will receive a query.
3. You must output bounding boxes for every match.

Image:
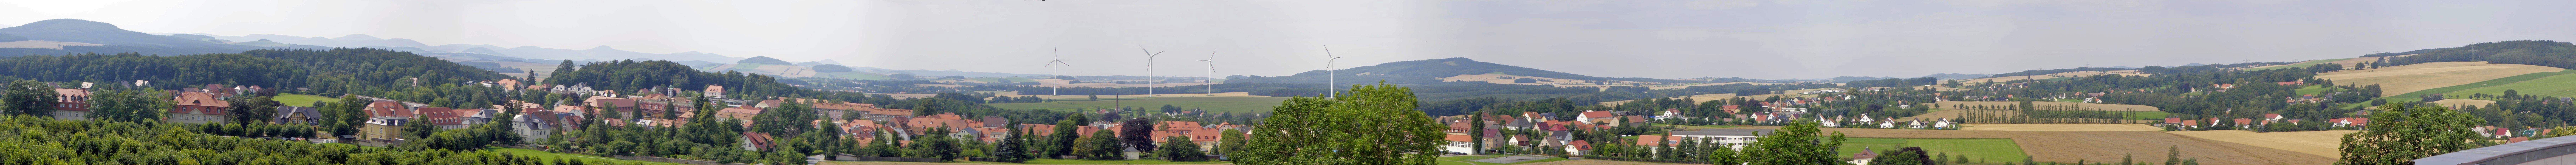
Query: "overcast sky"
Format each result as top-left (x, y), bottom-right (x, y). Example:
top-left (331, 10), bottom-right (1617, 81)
top-left (6, 0), bottom-right (2575, 79)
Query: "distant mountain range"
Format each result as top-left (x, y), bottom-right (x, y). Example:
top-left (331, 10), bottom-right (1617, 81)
top-left (189, 33), bottom-right (745, 62)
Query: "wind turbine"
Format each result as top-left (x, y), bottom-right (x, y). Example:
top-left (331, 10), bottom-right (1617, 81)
top-left (1044, 46), bottom-right (1071, 96)
top-left (1324, 46), bottom-right (1346, 98)
top-left (1197, 49), bottom-right (1216, 96)
top-left (1139, 46), bottom-right (1165, 97)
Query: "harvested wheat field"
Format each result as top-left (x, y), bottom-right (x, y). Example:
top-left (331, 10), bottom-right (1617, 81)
top-left (1708, 127), bottom-right (2327, 165)
top-left (1957, 70), bottom-right (2152, 83)
top-left (2316, 62), bottom-right (2564, 96)
top-left (2429, 99), bottom-right (2497, 108)
top-left (1932, 101), bottom-right (2161, 111)
top-left (2165, 130), bottom-right (2361, 157)
top-left (1958, 124), bottom-right (2163, 131)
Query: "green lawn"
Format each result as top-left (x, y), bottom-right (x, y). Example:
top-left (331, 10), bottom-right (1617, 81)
top-left (1835, 138), bottom-right (2026, 163)
top-left (1436, 155), bottom-right (1567, 165)
top-left (275, 94), bottom-right (337, 107)
top-left (2387, 70), bottom-right (2576, 100)
top-left (2445, 70), bottom-right (2576, 99)
top-left (954, 159), bottom-right (1227, 164)
top-left (488, 147), bottom-right (688, 165)
top-left (984, 97), bottom-right (1291, 113)
top-left (2294, 85), bottom-right (2331, 95)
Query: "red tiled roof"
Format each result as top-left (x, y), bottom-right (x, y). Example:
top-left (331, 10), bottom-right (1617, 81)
top-left (1446, 134), bottom-right (1474, 142)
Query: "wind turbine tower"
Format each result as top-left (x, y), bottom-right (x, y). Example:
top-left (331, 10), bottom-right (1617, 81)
top-left (1139, 46), bottom-right (1165, 97)
top-left (1324, 46), bottom-right (1346, 98)
top-left (1044, 47), bottom-right (1071, 96)
top-left (1197, 49), bottom-right (1216, 96)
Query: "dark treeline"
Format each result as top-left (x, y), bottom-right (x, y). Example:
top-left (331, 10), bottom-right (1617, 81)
top-left (2380, 40), bottom-right (2576, 70)
top-left (0, 48), bottom-right (509, 96)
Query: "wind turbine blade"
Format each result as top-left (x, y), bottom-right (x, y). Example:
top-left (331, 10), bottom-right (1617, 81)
top-left (1324, 46), bottom-right (1335, 57)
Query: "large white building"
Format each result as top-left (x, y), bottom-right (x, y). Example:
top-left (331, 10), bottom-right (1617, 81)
top-left (1666, 129), bottom-right (1773, 150)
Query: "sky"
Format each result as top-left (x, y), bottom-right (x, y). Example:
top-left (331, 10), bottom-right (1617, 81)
top-left (4, 0), bottom-right (2575, 79)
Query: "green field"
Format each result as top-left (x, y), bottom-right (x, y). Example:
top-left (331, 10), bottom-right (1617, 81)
top-left (2387, 70), bottom-right (2576, 100)
top-left (2294, 85), bottom-right (2331, 95)
top-left (983, 97), bottom-right (1292, 113)
top-left (275, 94), bottom-right (337, 107)
top-left (955, 159), bottom-right (1227, 164)
top-left (1435, 155), bottom-right (1567, 165)
top-left (489, 147), bottom-right (687, 165)
top-left (2445, 71), bottom-right (2576, 99)
top-left (2246, 59), bottom-right (2338, 71)
top-left (1835, 138), bottom-right (2026, 162)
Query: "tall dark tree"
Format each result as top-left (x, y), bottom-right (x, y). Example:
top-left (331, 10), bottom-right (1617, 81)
top-left (994, 126), bottom-right (1033, 163)
top-left (226, 96), bottom-right (283, 124)
top-left (1120, 118), bottom-right (1157, 153)
top-left (1047, 113), bottom-right (1087, 158)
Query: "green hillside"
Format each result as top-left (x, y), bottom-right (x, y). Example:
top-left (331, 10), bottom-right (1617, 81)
top-left (2387, 70), bottom-right (2576, 100)
top-left (2445, 70), bottom-right (2576, 99)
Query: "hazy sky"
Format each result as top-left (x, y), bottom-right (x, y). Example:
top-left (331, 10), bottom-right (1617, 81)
top-left (6, 0), bottom-right (2575, 79)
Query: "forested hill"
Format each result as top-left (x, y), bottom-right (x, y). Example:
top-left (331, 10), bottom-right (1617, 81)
top-left (0, 48), bottom-right (509, 95)
top-left (1230, 57), bottom-right (1687, 85)
top-left (2378, 40), bottom-right (2576, 69)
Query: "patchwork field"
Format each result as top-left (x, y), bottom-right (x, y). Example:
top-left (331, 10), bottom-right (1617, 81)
top-left (1598, 93), bottom-right (1737, 105)
top-left (2163, 130), bottom-right (2362, 157)
top-left (2315, 62), bottom-right (2565, 97)
top-left (1647, 82), bottom-right (1781, 90)
top-left (1898, 109), bottom-right (2166, 122)
top-left (1708, 127), bottom-right (2327, 165)
top-left (1439, 73), bottom-right (1661, 86)
top-left (1958, 124), bottom-right (2162, 132)
top-left (1005, 92), bottom-right (1269, 99)
top-left (1956, 70), bottom-right (2151, 84)
top-left (982, 96), bottom-right (1291, 113)
top-left (1836, 138), bottom-right (2028, 162)
top-left (1931, 101), bottom-right (2162, 112)
top-left (2440, 70), bottom-right (2576, 99)
top-left (1518, 160), bottom-right (1694, 165)
top-left (2248, 55), bottom-right (2413, 71)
